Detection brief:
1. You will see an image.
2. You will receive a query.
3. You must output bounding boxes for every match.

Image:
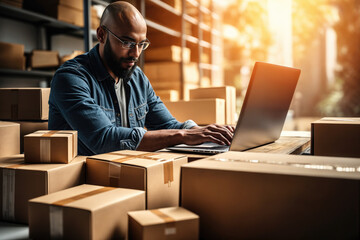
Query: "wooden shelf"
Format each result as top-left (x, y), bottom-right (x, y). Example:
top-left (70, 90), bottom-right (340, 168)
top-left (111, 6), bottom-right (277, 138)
top-left (0, 68), bottom-right (54, 78)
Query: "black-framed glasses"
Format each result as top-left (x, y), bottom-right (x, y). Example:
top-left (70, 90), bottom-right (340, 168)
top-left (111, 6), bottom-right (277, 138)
top-left (102, 26), bottom-right (150, 51)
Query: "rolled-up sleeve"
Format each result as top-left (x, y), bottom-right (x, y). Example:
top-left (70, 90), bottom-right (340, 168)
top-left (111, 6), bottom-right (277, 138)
top-left (49, 68), bottom-right (147, 155)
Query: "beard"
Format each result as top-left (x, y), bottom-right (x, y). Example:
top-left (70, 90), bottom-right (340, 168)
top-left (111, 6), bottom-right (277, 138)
top-left (103, 37), bottom-right (137, 80)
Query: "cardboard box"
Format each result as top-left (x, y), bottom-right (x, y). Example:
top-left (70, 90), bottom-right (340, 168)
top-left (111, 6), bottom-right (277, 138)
top-left (60, 50), bottom-right (84, 64)
top-left (0, 154), bottom-right (85, 223)
top-left (181, 151), bottom-right (360, 239)
top-left (128, 207), bottom-right (199, 240)
top-left (0, 0), bottom-right (23, 8)
top-left (0, 88), bottom-right (50, 120)
top-left (190, 86), bottom-right (236, 124)
top-left (86, 150), bottom-right (187, 209)
top-left (155, 90), bottom-right (179, 101)
top-left (163, 98), bottom-right (225, 125)
top-left (29, 50), bottom-right (59, 69)
top-left (12, 120), bottom-right (48, 153)
top-left (57, 4), bottom-right (83, 27)
top-left (311, 117), bottom-right (360, 158)
top-left (24, 130), bottom-right (77, 163)
top-left (0, 121), bottom-right (20, 158)
top-left (145, 46), bottom-right (191, 63)
top-left (145, 62), bottom-right (199, 84)
top-left (0, 42), bottom-right (25, 70)
top-left (29, 184), bottom-right (145, 240)
top-left (151, 82), bottom-right (198, 101)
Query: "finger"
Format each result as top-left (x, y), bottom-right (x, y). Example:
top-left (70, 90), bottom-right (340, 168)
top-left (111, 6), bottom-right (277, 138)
top-left (207, 125), bottom-right (233, 142)
top-left (205, 131), bottom-right (231, 145)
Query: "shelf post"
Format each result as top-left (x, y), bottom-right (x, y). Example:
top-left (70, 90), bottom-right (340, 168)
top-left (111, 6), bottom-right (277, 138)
top-left (84, 0), bottom-right (92, 52)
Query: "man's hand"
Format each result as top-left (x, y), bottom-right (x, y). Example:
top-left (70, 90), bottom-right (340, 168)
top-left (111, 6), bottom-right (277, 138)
top-left (182, 124), bottom-right (235, 146)
top-left (137, 124), bottom-right (235, 152)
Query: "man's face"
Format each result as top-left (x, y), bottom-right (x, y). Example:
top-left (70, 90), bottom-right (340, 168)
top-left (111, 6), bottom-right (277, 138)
top-left (103, 35), bottom-right (138, 80)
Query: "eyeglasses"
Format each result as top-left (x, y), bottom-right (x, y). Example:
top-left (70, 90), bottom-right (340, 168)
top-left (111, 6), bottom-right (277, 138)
top-left (102, 26), bottom-right (150, 51)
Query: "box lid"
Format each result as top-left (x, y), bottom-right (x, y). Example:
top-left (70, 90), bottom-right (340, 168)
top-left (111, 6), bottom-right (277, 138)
top-left (128, 207), bottom-right (199, 226)
top-left (313, 117), bottom-right (360, 125)
top-left (87, 150), bottom-right (186, 169)
top-left (182, 151), bottom-right (360, 180)
top-left (0, 121), bottom-right (20, 128)
top-left (0, 154), bottom-right (85, 171)
top-left (29, 184), bottom-right (144, 211)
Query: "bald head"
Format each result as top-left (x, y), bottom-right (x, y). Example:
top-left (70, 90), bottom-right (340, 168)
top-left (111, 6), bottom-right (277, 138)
top-left (100, 1), bottom-right (146, 33)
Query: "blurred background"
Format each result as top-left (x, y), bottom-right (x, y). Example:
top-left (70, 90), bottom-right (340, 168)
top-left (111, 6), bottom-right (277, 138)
top-left (1, 0), bottom-right (359, 130)
top-left (219, 0), bottom-right (360, 129)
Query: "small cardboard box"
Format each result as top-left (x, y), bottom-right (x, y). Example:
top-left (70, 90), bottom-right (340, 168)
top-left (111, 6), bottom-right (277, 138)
top-left (0, 88), bottom-right (50, 120)
top-left (0, 42), bottom-right (25, 70)
top-left (163, 98), bottom-right (225, 125)
top-left (12, 120), bottom-right (48, 153)
top-left (145, 62), bottom-right (199, 84)
top-left (29, 50), bottom-right (59, 69)
top-left (311, 117), bottom-right (360, 158)
top-left (128, 207), bottom-right (199, 240)
top-left (145, 46), bottom-right (191, 63)
top-left (181, 151), bottom-right (360, 239)
top-left (57, 4), bottom-right (83, 27)
top-left (190, 86), bottom-right (236, 125)
top-left (151, 82), bottom-right (198, 101)
top-left (155, 90), bottom-right (179, 101)
top-left (29, 184), bottom-right (145, 240)
top-left (86, 150), bottom-right (187, 209)
top-left (0, 154), bottom-right (85, 223)
top-left (0, 121), bottom-right (20, 158)
top-left (24, 130), bottom-right (77, 163)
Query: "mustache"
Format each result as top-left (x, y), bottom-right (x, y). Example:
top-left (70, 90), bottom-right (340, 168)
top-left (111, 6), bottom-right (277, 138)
top-left (120, 57), bottom-right (138, 63)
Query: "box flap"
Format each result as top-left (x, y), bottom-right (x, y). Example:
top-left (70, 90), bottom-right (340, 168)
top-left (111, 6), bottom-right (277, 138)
top-left (29, 184), bottom-right (144, 211)
top-left (182, 151), bottom-right (360, 180)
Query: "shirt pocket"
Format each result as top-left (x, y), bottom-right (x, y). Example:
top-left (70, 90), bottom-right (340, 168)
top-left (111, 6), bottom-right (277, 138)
top-left (100, 106), bottom-right (116, 123)
top-left (134, 102), bottom-right (148, 121)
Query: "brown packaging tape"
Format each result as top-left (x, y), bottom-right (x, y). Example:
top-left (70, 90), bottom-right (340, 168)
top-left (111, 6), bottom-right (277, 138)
top-left (49, 186), bottom-right (115, 238)
top-left (150, 209), bottom-right (177, 235)
top-left (105, 152), bottom-right (174, 186)
top-left (38, 131), bottom-right (76, 162)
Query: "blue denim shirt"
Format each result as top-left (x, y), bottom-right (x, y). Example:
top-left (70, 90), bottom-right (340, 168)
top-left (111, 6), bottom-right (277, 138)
top-left (49, 44), bottom-right (197, 155)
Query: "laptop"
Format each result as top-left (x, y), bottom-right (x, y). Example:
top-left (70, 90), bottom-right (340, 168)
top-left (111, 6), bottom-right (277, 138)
top-left (167, 62), bottom-right (301, 154)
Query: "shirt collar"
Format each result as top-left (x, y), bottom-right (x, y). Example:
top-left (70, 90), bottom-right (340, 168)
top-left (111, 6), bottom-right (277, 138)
top-left (88, 44), bottom-right (111, 82)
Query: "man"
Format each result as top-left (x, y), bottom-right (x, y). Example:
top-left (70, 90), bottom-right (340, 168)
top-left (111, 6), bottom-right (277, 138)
top-left (49, 1), bottom-right (233, 156)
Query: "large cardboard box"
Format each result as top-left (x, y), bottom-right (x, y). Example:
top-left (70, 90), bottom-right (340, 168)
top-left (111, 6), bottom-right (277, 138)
top-left (181, 151), bottom-right (360, 239)
top-left (0, 121), bottom-right (20, 158)
top-left (190, 86), bottom-right (236, 124)
top-left (0, 88), bottom-right (50, 120)
top-left (311, 117), bottom-right (360, 158)
top-left (24, 130), bottom-right (77, 163)
top-left (0, 42), bottom-right (25, 70)
top-left (0, 154), bottom-right (85, 223)
top-left (163, 98), bottom-right (225, 125)
top-left (29, 184), bottom-right (145, 240)
top-left (145, 46), bottom-right (191, 63)
top-left (29, 50), bottom-right (59, 69)
top-left (144, 62), bottom-right (199, 84)
top-left (155, 90), bottom-right (179, 101)
top-left (86, 150), bottom-right (187, 209)
top-left (128, 207), bottom-right (199, 240)
top-left (13, 120), bottom-right (48, 153)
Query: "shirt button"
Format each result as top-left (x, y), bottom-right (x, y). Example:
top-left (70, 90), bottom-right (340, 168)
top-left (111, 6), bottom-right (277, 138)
top-left (129, 114), bottom-right (133, 117)
top-left (117, 113), bottom-right (121, 117)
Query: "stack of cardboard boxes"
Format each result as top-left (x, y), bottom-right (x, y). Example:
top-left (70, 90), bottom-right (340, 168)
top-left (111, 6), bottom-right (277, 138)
top-left (144, 45), bottom-right (198, 101)
top-left (163, 86), bottom-right (236, 125)
top-left (23, 0), bottom-right (100, 29)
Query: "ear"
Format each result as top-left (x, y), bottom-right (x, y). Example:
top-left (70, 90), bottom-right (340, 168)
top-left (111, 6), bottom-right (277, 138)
top-left (97, 27), bottom-right (106, 43)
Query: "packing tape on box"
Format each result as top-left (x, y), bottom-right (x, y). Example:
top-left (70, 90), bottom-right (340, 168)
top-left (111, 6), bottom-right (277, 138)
top-left (49, 186), bottom-right (115, 238)
top-left (150, 209), bottom-right (177, 235)
top-left (106, 152), bottom-right (174, 185)
top-left (207, 158), bottom-right (360, 173)
top-left (2, 164), bottom-right (24, 221)
top-left (38, 131), bottom-right (76, 162)
top-left (10, 89), bottom-right (19, 120)
top-left (109, 162), bottom-right (122, 187)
